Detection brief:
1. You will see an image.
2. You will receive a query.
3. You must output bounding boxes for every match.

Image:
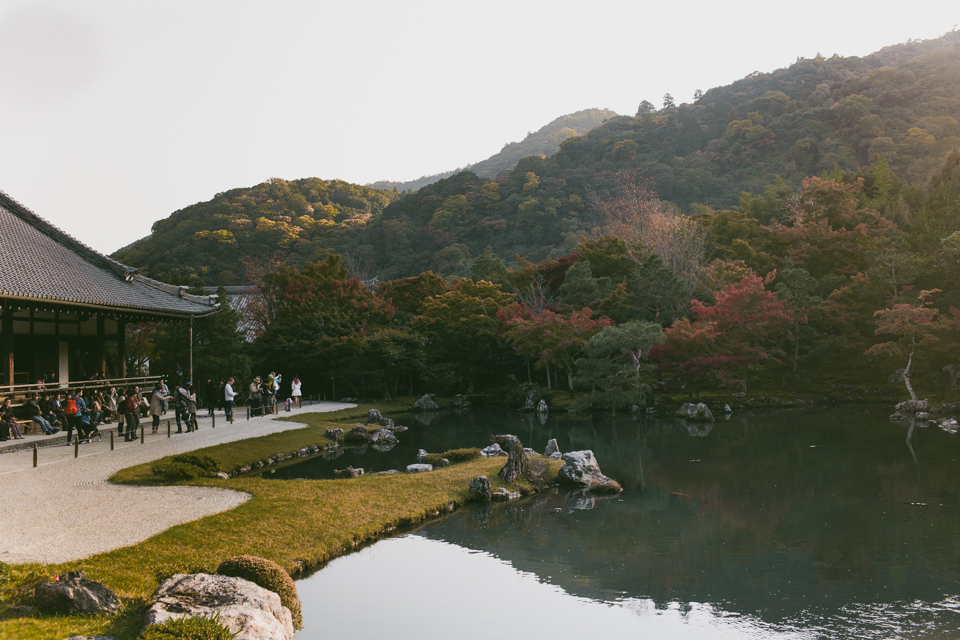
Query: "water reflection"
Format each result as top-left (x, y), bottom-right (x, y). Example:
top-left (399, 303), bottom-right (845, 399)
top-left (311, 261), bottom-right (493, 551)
top-left (290, 406), bottom-right (960, 638)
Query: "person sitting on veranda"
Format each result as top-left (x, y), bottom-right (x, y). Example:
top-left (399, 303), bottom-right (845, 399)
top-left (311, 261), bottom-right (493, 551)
top-left (26, 392), bottom-right (58, 435)
top-left (1, 398), bottom-right (24, 440)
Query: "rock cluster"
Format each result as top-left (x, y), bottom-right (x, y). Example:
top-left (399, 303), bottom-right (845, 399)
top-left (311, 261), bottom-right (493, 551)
top-left (366, 408), bottom-right (383, 424)
top-left (480, 443), bottom-right (506, 457)
top-left (558, 451), bottom-right (622, 493)
top-left (345, 425), bottom-right (372, 442)
top-left (677, 403), bottom-right (714, 422)
top-left (34, 570), bottom-right (121, 616)
top-left (492, 488), bottom-right (521, 501)
top-left (144, 573), bottom-right (294, 640)
top-left (544, 438), bottom-right (561, 460)
top-left (334, 466), bottom-right (364, 478)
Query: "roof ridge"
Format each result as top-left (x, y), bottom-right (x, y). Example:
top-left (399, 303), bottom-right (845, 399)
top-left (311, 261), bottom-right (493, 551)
top-left (135, 275), bottom-right (218, 307)
top-left (0, 189), bottom-right (137, 280)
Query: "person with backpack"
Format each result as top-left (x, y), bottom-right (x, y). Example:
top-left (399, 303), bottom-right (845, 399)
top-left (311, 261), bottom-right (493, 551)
top-left (123, 387), bottom-right (142, 441)
top-left (63, 390), bottom-right (84, 444)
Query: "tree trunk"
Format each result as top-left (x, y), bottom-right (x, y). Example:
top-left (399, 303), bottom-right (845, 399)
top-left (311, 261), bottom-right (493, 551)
top-left (545, 362), bottom-right (551, 390)
top-left (567, 366), bottom-right (574, 391)
top-left (526, 358), bottom-right (532, 383)
top-left (904, 342), bottom-right (918, 402)
top-left (742, 366), bottom-right (748, 394)
top-left (792, 319), bottom-right (800, 394)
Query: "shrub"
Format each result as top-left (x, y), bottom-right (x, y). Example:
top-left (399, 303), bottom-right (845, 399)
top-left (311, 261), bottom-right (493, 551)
top-left (421, 453), bottom-right (447, 467)
top-left (172, 452), bottom-right (221, 473)
top-left (138, 615), bottom-right (235, 640)
top-left (151, 462), bottom-right (207, 481)
top-left (216, 555), bottom-right (302, 630)
top-left (440, 447), bottom-right (481, 463)
top-left (500, 382), bottom-right (554, 408)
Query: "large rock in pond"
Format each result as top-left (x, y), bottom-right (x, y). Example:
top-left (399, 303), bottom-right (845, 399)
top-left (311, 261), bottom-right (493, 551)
top-left (677, 403), bottom-right (713, 421)
top-left (544, 439), bottom-right (560, 457)
top-left (345, 425), bottom-right (371, 442)
top-left (413, 394), bottom-right (439, 411)
top-left (34, 571), bottom-right (121, 615)
top-left (537, 399), bottom-right (548, 413)
top-left (324, 428), bottom-right (344, 442)
top-left (366, 408), bottom-right (383, 424)
top-left (558, 451), bottom-right (622, 493)
top-left (370, 429), bottom-right (398, 445)
top-left (469, 475), bottom-right (493, 501)
top-left (144, 573), bottom-right (294, 640)
top-left (334, 466), bottom-right (364, 479)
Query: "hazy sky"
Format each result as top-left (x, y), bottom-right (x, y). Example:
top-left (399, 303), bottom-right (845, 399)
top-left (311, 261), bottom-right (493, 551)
top-left (1, 1), bottom-right (958, 255)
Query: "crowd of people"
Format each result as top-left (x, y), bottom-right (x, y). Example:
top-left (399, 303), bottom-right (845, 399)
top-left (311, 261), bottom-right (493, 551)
top-left (0, 373), bottom-right (304, 443)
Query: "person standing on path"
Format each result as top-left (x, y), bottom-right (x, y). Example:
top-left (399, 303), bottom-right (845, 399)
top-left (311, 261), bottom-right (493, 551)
top-left (205, 378), bottom-right (217, 417)
top-left (249, 376), bottom-right (263, 417)
top-left (159, 379), bottom-right (170, 415)
top-left (148, 384), bottom-right (174, 434)
top-left (224, 378), bottom-right (238, 422)
top-left (290, 375), bottom-right (302, 409)
top-left (174, 382), bottom-right (190, 433)
top-left (185, 383), bottom-right (199, 431)
top-left (124, 387), bottom-right (142, 442)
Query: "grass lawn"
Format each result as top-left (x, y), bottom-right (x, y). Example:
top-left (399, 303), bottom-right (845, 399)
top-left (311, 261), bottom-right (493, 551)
top-left (0, 402), bottom-right (559, 640)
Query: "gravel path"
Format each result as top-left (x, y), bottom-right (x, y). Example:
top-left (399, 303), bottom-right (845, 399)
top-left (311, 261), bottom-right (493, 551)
top-left (0, 402), bottom-right (354, 565)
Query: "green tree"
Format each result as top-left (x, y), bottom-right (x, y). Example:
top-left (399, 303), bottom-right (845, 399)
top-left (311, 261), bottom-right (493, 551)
top-left (573, 321), bottom-right (664, 414)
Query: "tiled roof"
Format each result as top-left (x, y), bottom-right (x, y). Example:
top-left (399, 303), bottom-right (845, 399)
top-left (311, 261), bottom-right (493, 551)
top-left (0, 190), bottom-right (218, 318)
top-left (202, 286), bottom-right (261, 342)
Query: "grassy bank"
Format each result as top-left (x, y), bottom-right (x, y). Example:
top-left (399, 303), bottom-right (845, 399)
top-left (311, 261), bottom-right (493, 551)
top-left (0, 403), bottom-right (558, 640)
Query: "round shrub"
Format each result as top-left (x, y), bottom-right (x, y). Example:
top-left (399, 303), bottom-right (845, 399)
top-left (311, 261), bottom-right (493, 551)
top-left (138, 615), bottom-right (234, 640)
top-left (441, 447), bottom-right (481, 463)
top-left (151, 462), bottom-right (206, 481)
top-left (216, 555), bottom-right (301, 630)
top-left (172, 452), bottom-right (221, 473)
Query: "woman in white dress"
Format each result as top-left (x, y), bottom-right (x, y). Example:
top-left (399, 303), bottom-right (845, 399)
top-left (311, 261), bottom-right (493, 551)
top-left (290, 375), bottom-right (302, 408)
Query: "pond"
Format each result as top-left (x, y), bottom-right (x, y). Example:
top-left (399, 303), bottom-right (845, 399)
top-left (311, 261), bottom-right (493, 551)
top-left (287, 406), bottom-right (960, 639)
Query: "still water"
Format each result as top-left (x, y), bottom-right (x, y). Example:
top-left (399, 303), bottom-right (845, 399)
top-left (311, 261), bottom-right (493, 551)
top-left (285, 406), bottom-right (960, 639)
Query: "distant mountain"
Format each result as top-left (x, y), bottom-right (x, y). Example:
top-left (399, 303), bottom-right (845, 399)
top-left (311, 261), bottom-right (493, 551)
top-left (115, 32), bottom-right (960, 286)
top-left (367, 108), bottom-right (619, 192)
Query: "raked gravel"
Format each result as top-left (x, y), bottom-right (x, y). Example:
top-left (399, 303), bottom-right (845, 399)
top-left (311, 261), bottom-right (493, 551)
top-left (0, 402), bottom-right (354, 565)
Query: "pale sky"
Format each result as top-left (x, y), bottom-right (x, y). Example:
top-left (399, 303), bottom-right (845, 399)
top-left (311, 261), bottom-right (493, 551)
top-left (1, 0), bottom-right (957, 255)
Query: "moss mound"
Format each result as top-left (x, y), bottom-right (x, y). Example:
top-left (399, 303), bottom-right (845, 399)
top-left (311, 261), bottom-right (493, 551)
top-left (441, 447), bottom-right (481, 462)
top-left (138, 615), bottom-right (234, 640)
top-left (150, 462), bottom-right (206, 481)
top-left (216, 555), bottom-right (302, 630)
top-left (421, 453), bottom-right (447, 467)
top-left (172, 452), bottom-right (221, 473)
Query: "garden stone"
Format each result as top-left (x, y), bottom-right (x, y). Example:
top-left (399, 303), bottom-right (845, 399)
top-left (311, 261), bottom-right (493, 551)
top-left (481, 443), bottom-right (506, 457)
top-left (324, 428), bottom-right (344, 441)
top-left (492, 434), bottom-right (522, 450)
top-left (498, 444), bottom-right (528, 483)
top-left (724, 404), bottom-right (732, 414)
top-left (334, 466), bottom-right (364, 478)
top-left (366, 408), bottom-right (383, 424)
top-left (917, 412), bottom-right (930, 420)
top-left (492, 488), bottom-right (521, 501)
top-left (544, 439), bottom-right (559, 457)
top-left (417, 448), bottom-right (429, 463)
top-left (524, 447), bottom-right (539, 457)
top-left (940, 418), bottom-right (959, 434)
top-left (469, 475), bottom-right (493, 501)
top-left (144, 573), bottom-right (294, 640)
top-left (413, 394), bottom-right (439, 411)
top-left (406, 463), bottom-right (433, 473)
top-left (373, 470), bottom-right (401, 475)
top-left (677, 403), bottom-right (714, 422)
top-left (558, 451), bottom-right (622, 493)
top-left (345, 426), bottom-right (371, 442)
top-left (215, 472), bottom-right (230, 480)
top-left (379, 418), bottom-right (395, 429)
top-left (370, 429), bottom-right (398, 444)
top-left (35, 571), bottom-right (122, 615)
top-left (549, 452), bottom-right (562, 461)
top-left (387, 424), bottom-right (407, 433)
top-left (537, 399), bottom-right (548, 413)
top-left (524, 390), bottom-right (536, 410)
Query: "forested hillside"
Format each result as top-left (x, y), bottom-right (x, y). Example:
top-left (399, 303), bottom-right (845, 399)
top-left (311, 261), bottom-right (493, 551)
top-left (115, 32), bottom-right (960, 286)
top-left (367, 108), bottom-right (618, 192)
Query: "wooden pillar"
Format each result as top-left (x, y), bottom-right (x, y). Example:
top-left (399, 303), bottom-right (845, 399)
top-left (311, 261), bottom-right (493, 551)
top-left (2, 306), bottom-right (12, 389)
top-left (118, 320), bottom-right (127, 378)
top-left (96, 315), bottom-right (106, 376)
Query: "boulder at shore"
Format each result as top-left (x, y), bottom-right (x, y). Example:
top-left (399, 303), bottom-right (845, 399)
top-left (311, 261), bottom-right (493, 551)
top-left (34, 571), bottom-right (121, 616)
top-left (677, 403), bottom-right (714, 422)
top-left (558, 451), bottom-right (622, 493)
top-left (144, 573), bottom-right (294, 640)
top-left (469, 475), bottom-right (493, 501)
top-left (481, 443), bottom-right (507, 457)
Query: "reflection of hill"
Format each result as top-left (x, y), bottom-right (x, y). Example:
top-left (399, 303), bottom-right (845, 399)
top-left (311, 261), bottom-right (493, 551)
top-left (415, 406), bottom-right (960, 629)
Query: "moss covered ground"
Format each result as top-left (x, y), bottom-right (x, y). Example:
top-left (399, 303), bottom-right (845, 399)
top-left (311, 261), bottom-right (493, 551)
top-left (0, 402), bottom-right (558, 640)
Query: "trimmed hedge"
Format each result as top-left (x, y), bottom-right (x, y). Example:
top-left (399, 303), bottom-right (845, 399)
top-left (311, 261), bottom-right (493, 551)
top-left (216, 555), bottom-right (302, 630)
top-left (172, 452), bottom-right (221, 473)
top-left (138, 615), bottom-right (234, 640)
top-left (150, 462), bottom-right (207, 481)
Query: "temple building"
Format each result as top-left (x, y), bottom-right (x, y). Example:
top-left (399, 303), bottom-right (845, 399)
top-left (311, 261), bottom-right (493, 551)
top-left (0, 190), bottom-right (219, 393)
